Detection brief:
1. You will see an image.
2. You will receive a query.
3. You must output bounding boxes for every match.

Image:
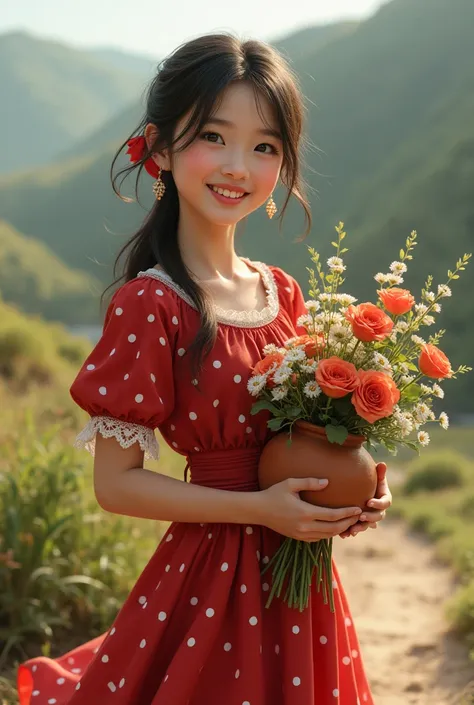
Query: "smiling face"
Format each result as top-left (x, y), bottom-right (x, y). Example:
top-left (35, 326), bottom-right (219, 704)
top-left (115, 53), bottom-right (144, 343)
top-left (165, 82), bottom-right (284, 226)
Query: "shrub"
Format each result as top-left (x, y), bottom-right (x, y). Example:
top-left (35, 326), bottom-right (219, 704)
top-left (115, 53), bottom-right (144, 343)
top-left (402, 450), bottom-right (472, 495)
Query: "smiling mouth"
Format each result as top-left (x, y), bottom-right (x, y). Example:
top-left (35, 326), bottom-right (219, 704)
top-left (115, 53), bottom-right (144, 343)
top-left (207, 184), bottom-right (249, 200)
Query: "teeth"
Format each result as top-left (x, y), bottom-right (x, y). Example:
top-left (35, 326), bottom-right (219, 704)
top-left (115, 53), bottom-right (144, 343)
top-left (211, 186), bottom-right (245, 199)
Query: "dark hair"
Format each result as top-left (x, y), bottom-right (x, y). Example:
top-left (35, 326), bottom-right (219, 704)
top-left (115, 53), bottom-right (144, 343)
top-left (106, 32), bottom-right (311, 378)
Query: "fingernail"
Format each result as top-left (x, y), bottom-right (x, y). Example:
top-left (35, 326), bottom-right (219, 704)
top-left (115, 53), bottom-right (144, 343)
top-left (360, 514), bottom-right (367, 521)
top-left (318, 479), bottom-right (328, 485)
top-left (354, 508), bottom-right (362, 514)
top-left (368, 501), bottom-right (375, 507)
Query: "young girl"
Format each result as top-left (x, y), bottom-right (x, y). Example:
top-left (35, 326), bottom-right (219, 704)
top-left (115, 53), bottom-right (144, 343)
top-left (17, 32), bottom-right (391, 705)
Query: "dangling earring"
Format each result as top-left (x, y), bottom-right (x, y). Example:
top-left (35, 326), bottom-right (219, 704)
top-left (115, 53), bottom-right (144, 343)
top-left (266, 193), bottom-right (277, 219)
top-left (152, 168), bottom-right (166, 200)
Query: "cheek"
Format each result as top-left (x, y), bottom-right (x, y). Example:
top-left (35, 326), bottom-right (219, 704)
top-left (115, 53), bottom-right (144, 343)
top-left (174, 144), bottom-right (217, 181)
top-left (253, 158), bottom-right (282, 192)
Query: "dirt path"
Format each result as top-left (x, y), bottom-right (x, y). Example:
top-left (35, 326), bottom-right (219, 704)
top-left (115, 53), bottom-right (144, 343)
top-left (334, 518), bottom-right (474, 705)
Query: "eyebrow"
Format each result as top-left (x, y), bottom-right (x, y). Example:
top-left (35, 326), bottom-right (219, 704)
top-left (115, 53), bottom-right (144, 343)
top-left (204, 117), bottom-right (282, 141)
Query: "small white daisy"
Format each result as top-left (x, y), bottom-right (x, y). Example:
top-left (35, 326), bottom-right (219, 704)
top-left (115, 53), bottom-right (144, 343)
top-left (389, 261), bottom-right (407, 275)
top-left (424, 291), bottom-right (436, 302)
top-left (439, 412), bottom-right (449, 430)
top-left (337, 293), bottom-right (358, 307)
top-left (329, 324), bottom-right (351, 343)
top-left (374, 273), bottom-right (389, 284)
top-left (400, 374), bottom-right (415, 385)
top-left (432, 383), bottom-right (444, 399)
top-left (301, 360), bottom-right (318, 374)
top-left (247, 375), bottom-right (267, 397)
top-left (437, 284), bottom-right (452, 297)
top-left (305, 300), bottom-right (321, 312)
top-left (387, 274), bottom-right (404, 286)
top-left (373, 353), bottom-right (392, 374)
top-left (411, 335), bottom-right (426, 346)
top-left (395, 321), bottom-right (409, 333)
top-left (319, 293), bottom-right (332, 303)
top-left (285, 348), bottom-right (306, 363)
top-left (273, 366), bottom-right (292, 385)
top-left (433, 303), bottom-right (441, 313)
top-left (327, 256), bottom-right (346, 273)
top-left (414, 303), bottom-right (429, 315)
top-left (263, 343), bottom-right (283, 355)
top-left (421, 315), bottom-right (435, 326)
top-left (297, 314), bottom-right (313, 328)
top-left (271, 387), bottom-right (288, 401)
top-left (417, 430), bottom-right (430, 446)
top-left (304, 381), bottom-right (322, 398)
top-left (420, 383), bottom-right (432, 394)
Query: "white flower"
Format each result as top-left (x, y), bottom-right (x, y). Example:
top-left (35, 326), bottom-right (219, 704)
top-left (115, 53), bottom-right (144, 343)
top-left (395, 321), bottom-right (409, 333)
top-left (305, 300), bottom-right (321, 312)
top-left (399, 417), bottom-right (414, 437)
top-left (400, 374), bottom-right (415, 385)
top-left (417, 430), bottom-right (430, 446)
top-left (414, 402), bottom-right (431, 423)
top-left (328, 312), bottom-right (345, 325)
top-left (271, 387), bottom-right (288, 401)
top-left (319, 293), bottom-right (332, 303)
top-left (301, 360), bottom-right (318, 374)
top-left (420, 383), bottom-right (432, 394)
top-left (397, 362), bottom-right (410, 375)
top-left (387, 274), bottom-right (404, 286)
top-left (303, 381), bottom-right (322, 398)
top-left (415, 303), bottom-right (428, 315)
top-left (389, 331), bottom-right (398, 344)
top-left (284, 348), bottom-right (306, 363)
top-left (433, 303), bottom-right (441, 313)
top-left (273, 365), bottom-right (292, 385)
top-left (262, 343), bottom-right (285, 356)
top-left (439, 412), bottom-right (449, 430)
top-left (373, 352), bottom-right (393, 375)
top-left (437, 284), bottom-right (452, 298)
top-left (424, 291), bottom-right (436, 302)
top-left (327, 256), bottom-right (346, 273)
top-left (336, 293), bottom-right (358, 307)
top-left (297, 314), bottom-right (313, 328)
top-left (411, 335), bottom-right (425, 346)
top-left (432, 383), bottom-right (444, 399)
top-left (375, 273), bottom-right (389, 284)
top-left (389, 261), bottom-right (407, 275)
top-left (247, 375), bottom-right (267, 396)
top-left (283, 337), bottom-right (299, 349)
top-left (422, 315), bottom-right (435, 326)
top-left (329, 324), bottom-right (351, 343)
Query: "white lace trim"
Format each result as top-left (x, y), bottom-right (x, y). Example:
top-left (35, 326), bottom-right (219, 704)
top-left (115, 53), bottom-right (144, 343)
top-left (137, 258), bottom-right (279, 328)
top-left (73, 415), bottom-right (160, 461)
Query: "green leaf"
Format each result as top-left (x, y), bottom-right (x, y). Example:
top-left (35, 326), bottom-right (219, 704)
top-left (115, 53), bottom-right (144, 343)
top-left (251, 400), bottom-right (280, 416)
top-left (325, 424), bottom-right (349, 445)
top-left (402, 383), bottom-right (423, 402)
top-left (400, 249), bottom-right (405, 258)
top-left (267, 418), bottom-right (285, 431)
top-left (286, 406), bottom-right (302, 418)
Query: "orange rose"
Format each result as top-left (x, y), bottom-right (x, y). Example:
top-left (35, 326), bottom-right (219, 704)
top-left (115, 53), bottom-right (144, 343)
top-left (253, 351), bottom-right (285, 389)
top-left (377, 287), bottom-right (415, 315)
top-left (352, 370), bottom-right (400, 423)
top-left (315, 357), bottom-right (360, 398)
top-left (292, 334), bottom-right (325, 357)
top-left (345, 303), bottom-right (394, 342)
top-left (419, 344), bottom-right (452, 379)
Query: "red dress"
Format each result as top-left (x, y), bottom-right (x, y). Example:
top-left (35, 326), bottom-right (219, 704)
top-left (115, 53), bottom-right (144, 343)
top-left (17, 259), bottom-right (374, 705)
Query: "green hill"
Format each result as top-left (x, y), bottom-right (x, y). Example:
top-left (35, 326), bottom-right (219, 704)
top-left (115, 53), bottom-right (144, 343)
top-left (0, 220), bottom-right (102, 325)
top-left (0, 0), bottom-right (472, 410)
top-left (0, 31), bottom-right (150, 174)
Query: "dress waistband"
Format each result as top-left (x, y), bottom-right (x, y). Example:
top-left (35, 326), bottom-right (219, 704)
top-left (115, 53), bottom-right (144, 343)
top-left (184, 446), bottom-right (263, 492)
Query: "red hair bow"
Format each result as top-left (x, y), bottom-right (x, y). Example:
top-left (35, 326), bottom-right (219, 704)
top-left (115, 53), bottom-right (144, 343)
top-left (126, 136), bottom-right (161, 178)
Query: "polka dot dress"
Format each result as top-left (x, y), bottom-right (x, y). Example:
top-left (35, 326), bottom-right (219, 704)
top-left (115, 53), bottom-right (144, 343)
top-left (17, 260), bottom-right (373, 705)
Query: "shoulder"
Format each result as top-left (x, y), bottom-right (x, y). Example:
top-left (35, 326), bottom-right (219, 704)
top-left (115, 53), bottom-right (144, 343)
top-left (264, 263), bottom-right (302, 300)
top-left (105, 271), bottom-right (181, 324)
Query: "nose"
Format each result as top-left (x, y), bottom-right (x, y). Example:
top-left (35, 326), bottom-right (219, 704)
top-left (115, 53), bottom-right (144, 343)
top-left (221, 149), bottom-right (250, 181)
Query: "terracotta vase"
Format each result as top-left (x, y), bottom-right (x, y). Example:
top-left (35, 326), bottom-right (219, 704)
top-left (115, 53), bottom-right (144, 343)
top-left (258, 420), bottom-right (377, 509)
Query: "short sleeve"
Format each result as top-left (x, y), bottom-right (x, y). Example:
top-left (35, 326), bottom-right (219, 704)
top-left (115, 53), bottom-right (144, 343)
top-left (69, 277), bottom-right (177, 461)
top-left (270, 265), bottom-right (308, 334)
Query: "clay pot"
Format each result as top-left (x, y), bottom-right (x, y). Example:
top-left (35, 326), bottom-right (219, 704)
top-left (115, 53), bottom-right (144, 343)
top-left (258, 420), bottom-right (377, 509)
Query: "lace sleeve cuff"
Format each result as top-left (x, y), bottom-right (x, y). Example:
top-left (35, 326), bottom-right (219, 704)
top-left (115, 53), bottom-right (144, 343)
top-left (73, 415), bottom-right (160, 461)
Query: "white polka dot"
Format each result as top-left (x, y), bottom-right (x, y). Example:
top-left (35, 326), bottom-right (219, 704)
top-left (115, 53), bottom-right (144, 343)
top-left (221, 562), bottom-right (229, 572)
top-left (352, 649), bottom-right (359, 658)
top-left (245, 427), bottom-right (252, 434)
top-left (137, 289), bottom-right (144, 296)
top-left (159, 337), bottom-right (166, 346)
top-left (166, 533), bottom-right (173, 542)
top-left (246, 526), bottom-right (253, 534)
top-left (194, 446), bottom-right (200, 452)
top-left (165, 565), bottom-right (171, 572)
top-left (249, 616), bottom-right (258, 626)
top-left (178, 348), bottom-right (186, 356)
top-left (48, 699), bottom-right (57, 704)
top-left (224, 642), bottom-right (232, 651)
top-left (164, 675), bottom-right (169, 682)
top-left (108, 682), bottom-right (116, 692)
top-left (234, 374), bottom-right (242, 383)
top-left (32, 665), bottom-right (38, 671)
top-left (110, 627), bottom-right (116, 635)
top-left (332, 579), bottom-right (338, 589)
top-left (333, 689), bottom-right (340, 698)
top-left (123, 373), bottom-right (129, 380)
top-left (342, 656), bottom-right (351, 665)
top-left (109, 348), bottom-right (116, 356)
top-left (190, 597), bottom-right (198, 605)
top-left (172, 316), bottom-right (179, 325)
top-left (147, 314), bottom-right (155, 322)
top-left (241, 584), bottom-right (247, 593)
top-left (172, 441), bottom-right (178, 448)
top-left (189, 411), bottom-right (198, 420)
top-left (75, 683), bottom-right (81, 691)
top-left (262, 583), bottom-right (269, 592)
top-left (136, 350), bottom-right (140, 359)
top-left (57, 678), bottom-right (65, 685)
top-left (99, 386), bottom-right (107, 396)
top-left (275, 644), bottom-right (280, 654)
top-left (150, 373), bottom-right (156, 382)
top-left (140, 639), bottom-right (147, 648)
top-left (158, 611), bottom-right (167, 621)
top-left (285, 286), bottom-right (291, 293)
top-left (179, 563), bottom-right (185, 572)
top-left (238, 415), bottom-right (246, 423)
top-left (170, 424), bottom-right (175, 431)
top-left (320, 635), bottom-right (328, 644)
top-left (243, 701), bottom-right (250, 705)
top-left (32, 691), bottom-right (40, 697)
top-left (187, 637), bottom-right (196, 647)
top-left (128, 334), bottom-right (136, 343)
top-left (115, 307), bottom-right (123, 316)
top-left (86, 364), bottom-right (95, 370)
top-left (256, 550), bottom-right (260, 560)
top-left (67, 658), bottom-right (74, 665)
top-left (363, 694), bottom-right (368, 702)
top-left (262, 555), bottom-right (269, 564)
top-left (206, 608), bottom-right (215, 618)
top-left (213, 360), bottom-right (222, 368)
top-left (119, 678), bottom-right (125, 688)
top-left (208, 532), bottom-right (212, 539)
top-left (292, 625), bottom-right (300, 634)
top-left (101, 655), bottom-right (109, 663)
top-left (293, 677), bottom-right (301, 686)
top-left (235, 669), bottom-right (240, 678)
top-left (213, 399), bottom-right (219, 407)
top-left (155, 289), bottom-right (164, 296)
top-left (135, 394), bottom-right (144, 403)
top-left (138, 595), bottom-right (147, 604)
top-left (142, 601), bottom-right (147, 609)
top-left (345, 617), bottom-right (352, 627)
top-left (71, 668), bottom-right (81, 674)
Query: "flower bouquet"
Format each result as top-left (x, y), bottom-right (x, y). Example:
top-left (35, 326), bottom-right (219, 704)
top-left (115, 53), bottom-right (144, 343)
top-left (248, 223), bottom-right (471, 612)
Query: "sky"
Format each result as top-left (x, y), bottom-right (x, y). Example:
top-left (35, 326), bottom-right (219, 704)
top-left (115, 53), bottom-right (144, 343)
top-left (1, 0), bottom-right (385, 57)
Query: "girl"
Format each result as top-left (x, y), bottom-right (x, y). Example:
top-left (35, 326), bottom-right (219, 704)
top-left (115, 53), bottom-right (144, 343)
top-left (17, 32), bottom-right (391, 705)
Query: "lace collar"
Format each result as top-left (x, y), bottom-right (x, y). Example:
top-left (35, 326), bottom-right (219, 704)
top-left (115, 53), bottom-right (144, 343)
top-left (137, 258), bottom-right (279, 328)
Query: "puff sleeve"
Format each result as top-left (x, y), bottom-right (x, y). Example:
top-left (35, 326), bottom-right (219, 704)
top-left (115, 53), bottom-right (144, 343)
top-left (69, 277), bottom-right (177, 461)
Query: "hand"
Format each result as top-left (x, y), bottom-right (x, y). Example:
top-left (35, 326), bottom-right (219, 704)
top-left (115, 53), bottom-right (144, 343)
top-left (339, 462), bottom-right (392, 538)
top-left (257, 477), bottom-right (363, 542)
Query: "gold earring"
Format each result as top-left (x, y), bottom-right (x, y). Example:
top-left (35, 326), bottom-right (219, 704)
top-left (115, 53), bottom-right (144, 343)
top-left (266, 194), bottom-right (277, 219)
top-left (152, 170), bottom-right (166, 200)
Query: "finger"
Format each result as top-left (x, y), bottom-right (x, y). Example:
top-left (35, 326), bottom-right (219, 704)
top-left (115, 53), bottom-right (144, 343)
top-left (376, 462), bottom-right (387, 481)
top-left (307, 505), bottom-right (363, 522)
top-left (302, 515), bottom-right (360, 537)
top-left (350, 523), bottom-right (370, 536)
top-left (366, 496), bottom-right (391, 511)
top-left (288, 477), bottom-right (329, 493)
top-left (359, 509), bottom-right (386, 523)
